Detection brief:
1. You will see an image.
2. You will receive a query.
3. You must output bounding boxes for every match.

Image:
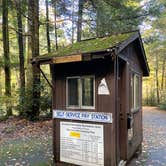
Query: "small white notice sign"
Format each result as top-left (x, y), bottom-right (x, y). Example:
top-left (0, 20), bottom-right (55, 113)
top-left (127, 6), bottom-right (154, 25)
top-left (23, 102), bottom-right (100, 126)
top-left (98, 78), bottom-right (110, 95)
top-left (60, 122), bottom-right (104, 166)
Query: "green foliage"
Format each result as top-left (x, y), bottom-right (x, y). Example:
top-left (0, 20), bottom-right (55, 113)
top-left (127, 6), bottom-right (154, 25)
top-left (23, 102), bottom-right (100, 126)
top-left (16, 80), bottom-right (52, 120)
top-left (16, 85), bottom-right (33, 118)
top-left (142, 0), bottom-right (166, 106)
top-left (86, 0), bottom-right (143, 37)
top-left (159, 104), bottom-right (166, 111)
top-left (0, 95), bottom-right (18, 117)
top-left (40, 83), bottom-right (52, 116)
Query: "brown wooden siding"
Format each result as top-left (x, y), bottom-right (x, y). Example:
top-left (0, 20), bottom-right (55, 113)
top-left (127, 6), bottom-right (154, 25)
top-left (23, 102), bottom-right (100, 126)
top-left (120, 42), bottom-right (143, 160)
top-left (52, 59), bottom-right (117, 166)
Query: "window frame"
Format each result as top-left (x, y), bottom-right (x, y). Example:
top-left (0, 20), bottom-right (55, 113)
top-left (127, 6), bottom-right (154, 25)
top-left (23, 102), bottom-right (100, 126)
top-left (66, 75), bottom-right (95, 110)
top-left (131, 73), bottom-right (141, 113)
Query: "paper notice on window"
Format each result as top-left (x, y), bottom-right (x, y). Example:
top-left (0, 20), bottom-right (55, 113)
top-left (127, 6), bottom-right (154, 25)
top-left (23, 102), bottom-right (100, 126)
top-left (60, 122), bottom-right (104, 166)
top-left (98, 78), bottom-right (110, 95)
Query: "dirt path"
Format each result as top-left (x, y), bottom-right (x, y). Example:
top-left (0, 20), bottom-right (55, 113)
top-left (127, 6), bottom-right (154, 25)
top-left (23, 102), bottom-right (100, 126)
top-left (129, 107), bottom-right (166, 166)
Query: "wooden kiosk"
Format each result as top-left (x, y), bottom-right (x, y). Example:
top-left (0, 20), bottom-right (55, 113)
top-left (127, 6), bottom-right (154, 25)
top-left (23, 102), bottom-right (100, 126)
top-left (32, 31), bottom-right (149, 166)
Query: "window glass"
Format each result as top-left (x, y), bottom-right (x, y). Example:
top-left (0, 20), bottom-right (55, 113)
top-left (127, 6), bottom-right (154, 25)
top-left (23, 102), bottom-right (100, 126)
top-left (131, 73), bottom-right (140, 111)
top-left (82, 77), bottom-right (94, 106)
top-left (67, 76), bottom-right (94, 109)
top-left (134, 75), bottom-right (140, 108)
top-left (130, 74), bottom-right (134, 109)
top-left (68, 78), bottom-right (79, 107)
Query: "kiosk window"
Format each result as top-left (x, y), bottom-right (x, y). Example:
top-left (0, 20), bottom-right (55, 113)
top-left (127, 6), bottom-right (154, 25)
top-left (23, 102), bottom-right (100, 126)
top-left (131, 74), bottom-right (140, 112)
top-left (67, 76), bottom-right (95, 109)
top-left (68, 78), bottom-right (80, 107)
top-left (82, 77), bottom-right (94, 107)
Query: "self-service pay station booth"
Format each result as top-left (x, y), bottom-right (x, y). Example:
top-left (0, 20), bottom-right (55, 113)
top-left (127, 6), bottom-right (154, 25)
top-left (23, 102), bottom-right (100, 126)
top-left (32, 31), bottom-right (149, 166)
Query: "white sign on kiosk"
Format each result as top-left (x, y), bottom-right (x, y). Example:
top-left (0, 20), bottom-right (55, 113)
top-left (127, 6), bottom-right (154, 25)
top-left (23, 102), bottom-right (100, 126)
top-left (53, 110), bottom-right (113, 123)
top-left (60, 122), bottom-right (104, 166)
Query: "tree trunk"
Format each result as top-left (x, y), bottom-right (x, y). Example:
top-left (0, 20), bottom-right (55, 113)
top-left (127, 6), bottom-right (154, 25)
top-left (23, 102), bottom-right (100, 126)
top-left (96, 8), bottom-right (101, 37)
top-left (28, 0), bottom-right (40, 120)
top-left (46, 0), bottom-right (53, 113)
top-left (52, 0), bottom-right (58, 50)
top-left (45, 0), bottom-right (51, 53)
top-left (2, 0), bottom-right (12, 116)
top-left (161, 57), bottom-right (165, 90)
top-left (16, 0), bottom-right (26, 115)
top-left (71, 0), bottom-right (75, 43)
top-left (77, 0), bottom-right (84, 42)
top-left (155, 54), bottom-right (160, 104)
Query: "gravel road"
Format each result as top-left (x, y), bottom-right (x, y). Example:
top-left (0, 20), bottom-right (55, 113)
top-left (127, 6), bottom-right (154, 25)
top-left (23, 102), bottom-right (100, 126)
top-left (129, 107), bottom-right (166, 166)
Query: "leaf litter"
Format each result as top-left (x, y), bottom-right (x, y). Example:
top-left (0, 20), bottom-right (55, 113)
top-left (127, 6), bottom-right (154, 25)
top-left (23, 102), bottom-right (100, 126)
top-left (0, 116), bottom-right (53, 165)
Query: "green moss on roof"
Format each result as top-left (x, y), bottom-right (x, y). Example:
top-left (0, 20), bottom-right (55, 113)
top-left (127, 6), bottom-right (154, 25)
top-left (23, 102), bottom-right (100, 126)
top-left (41, 32), bottom-right (136, 58)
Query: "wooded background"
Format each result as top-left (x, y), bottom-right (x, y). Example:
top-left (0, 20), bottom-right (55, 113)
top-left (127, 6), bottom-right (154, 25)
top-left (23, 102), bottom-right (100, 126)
top-left (0, 0), bottom-right (165, 120)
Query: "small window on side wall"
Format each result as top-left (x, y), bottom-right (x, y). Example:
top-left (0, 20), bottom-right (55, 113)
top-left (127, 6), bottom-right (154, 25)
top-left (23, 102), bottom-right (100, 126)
top-left (131, 73), bottom-right (140, 112)
top-left (67, 76), bottom-right (95, 109)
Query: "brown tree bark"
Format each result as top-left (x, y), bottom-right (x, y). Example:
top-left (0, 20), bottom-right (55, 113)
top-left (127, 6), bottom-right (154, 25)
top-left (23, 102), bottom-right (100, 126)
top-left (45, 0), bottom-right (51, 53)
top-left (15, 0), bottom-right (26, 115)
top-left (46, 0), bottom-right (53, 114)
top-left (77, 0), bottom-right (84, 42)
top-left (28, 0), bottom-right (40, 120)
top-left (2, 0), bottom-right (12, 116)
top-left (52, 0), bottom-right (58, 50)
top-left (161, 57), bottom-right (166, 90)
top-left (71, 0), bottom-right (75, 43)
top-left (96, 7), bottom-right (102, 37)
top-left (155, 54), bottom-right (160, 104)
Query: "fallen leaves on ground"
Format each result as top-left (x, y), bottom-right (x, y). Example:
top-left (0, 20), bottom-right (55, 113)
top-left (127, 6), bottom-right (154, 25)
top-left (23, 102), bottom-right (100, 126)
top-left (0, 116), bottom-right (52, 144)
top-left (0, 116), bottom-right (53, 165)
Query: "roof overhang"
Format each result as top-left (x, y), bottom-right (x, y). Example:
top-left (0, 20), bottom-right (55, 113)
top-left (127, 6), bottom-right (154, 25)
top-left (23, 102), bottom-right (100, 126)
top-left (31, 31), bottom-right (150, 76)
top-left (116, 32), bottom-right (150, 76)
top-left (31, 48), bottom-right (116, 65)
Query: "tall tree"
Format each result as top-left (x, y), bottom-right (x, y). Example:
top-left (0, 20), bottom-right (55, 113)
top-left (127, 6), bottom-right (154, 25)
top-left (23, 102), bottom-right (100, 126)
top-left (77, 0), bottom-right (84, 41)
top-left (71, 0), bottom-right (75, 43)
top-left (161, 57), bottom-right (166, 90)
top-left (155, 53), bottom-right (160, 104)
top-left (2, 0), bottom-right (12, 116)
top-left (15, 0), bottom-right (26, 115)
top-left (52, 0), bottom-right (58, 50)
top-left (142, 0), bottom-right (166, 105)
top-left (28, 0), bottom-right (40, 120)
top-left (83, 0), bottom-right (145, 37)
top-left (45, 0), bottom-right (51, 53)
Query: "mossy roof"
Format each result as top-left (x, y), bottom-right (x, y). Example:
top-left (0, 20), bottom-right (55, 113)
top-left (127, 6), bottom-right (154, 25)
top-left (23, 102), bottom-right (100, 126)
top-left (40, 31), bottom-right (136, 59)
